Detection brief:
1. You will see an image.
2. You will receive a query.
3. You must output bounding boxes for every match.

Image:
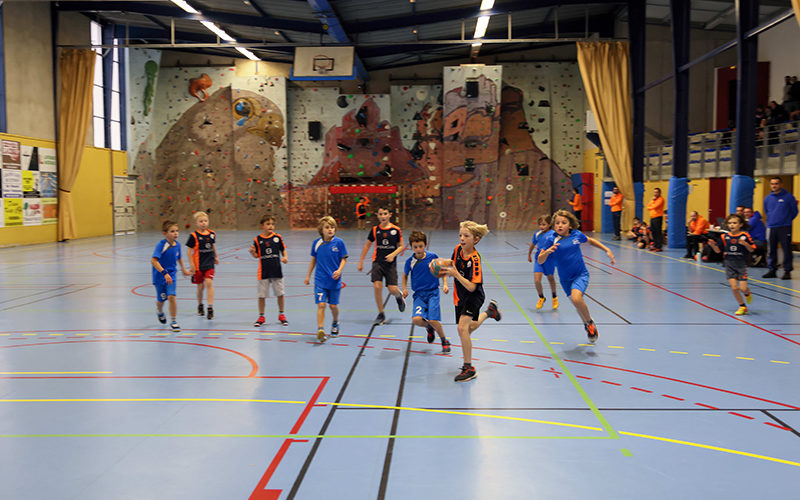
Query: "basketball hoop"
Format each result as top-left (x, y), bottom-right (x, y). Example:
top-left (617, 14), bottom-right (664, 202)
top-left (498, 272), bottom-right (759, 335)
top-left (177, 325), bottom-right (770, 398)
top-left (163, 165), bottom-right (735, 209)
top-left (313, 56), bottom-right (335, 74)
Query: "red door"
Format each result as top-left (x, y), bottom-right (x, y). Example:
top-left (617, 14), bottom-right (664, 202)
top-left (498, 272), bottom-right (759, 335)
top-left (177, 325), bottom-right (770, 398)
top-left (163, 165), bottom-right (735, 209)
top-left (580, 172), bottom-right (594, 231)
top-left (708, 177), bottom-right (727, 227)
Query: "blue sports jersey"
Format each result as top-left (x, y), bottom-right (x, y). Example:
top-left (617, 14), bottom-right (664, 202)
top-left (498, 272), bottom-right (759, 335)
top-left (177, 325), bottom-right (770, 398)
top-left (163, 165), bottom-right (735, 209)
top-left (152, 238), bottom-right (181, 284)
top-left (532, 229), bottom-right (555, 260)
top-left (311, 236), bottom-right (348, 289)
top-left (404, 251), bottom-right (439, 293)
top-left (541, 230), bottom-right (588, 280)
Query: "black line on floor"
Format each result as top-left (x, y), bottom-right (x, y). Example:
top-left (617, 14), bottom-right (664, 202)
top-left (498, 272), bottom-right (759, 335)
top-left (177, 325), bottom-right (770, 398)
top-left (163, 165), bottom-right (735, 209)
top-left (747, 290), bottom-right (800, 310)
top-left (762, 410), bottom-right (800, 438)
top-left (0, 284), bottom-right (74, 304)
top-left (584, 293), bottom-right (632, 325)
top-left (584, 261), bottom-right (613, 275)
top-left (335, 407), bottom-right (800, 412)
top-left (0, 284), bottom-right (99, 311)
top-left (287, 295), bottom-right (391, 499)
top-left (377, 322), bottom-right (415, 498)
top-left (748, 281), bottom-right (800, 298)
top-left (504, 240), bottom-right (520, 250)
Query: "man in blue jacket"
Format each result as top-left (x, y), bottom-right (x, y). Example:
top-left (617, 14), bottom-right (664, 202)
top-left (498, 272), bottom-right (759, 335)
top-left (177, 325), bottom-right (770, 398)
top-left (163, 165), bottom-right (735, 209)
top-left (762, 177), bottom-right (798, 279)
top-left (744, 207), bottom-right (766, 267)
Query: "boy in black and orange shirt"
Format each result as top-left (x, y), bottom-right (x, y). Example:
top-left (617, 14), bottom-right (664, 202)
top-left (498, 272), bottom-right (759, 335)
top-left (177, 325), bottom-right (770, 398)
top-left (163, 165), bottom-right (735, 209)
top-left (355, 197), bottom-right (369, 230)
top-left (444, 220), bottom-right (502, 382)
top-left (707, 213), bottom-right (755, 315)
top-left (250, 214), bottom-right (289, 327)
top-left (186, 211), bottom-right (218, 319)
top-left (357, 206), bottom-right (406, 325)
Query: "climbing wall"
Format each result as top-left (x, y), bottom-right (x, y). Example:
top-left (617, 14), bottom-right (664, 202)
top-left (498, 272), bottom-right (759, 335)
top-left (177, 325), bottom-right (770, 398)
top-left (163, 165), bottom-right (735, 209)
top-left (441, 65), bottom-right (502, 228)
top-left (127, 48), bottom-right (162, 176)
top-left (133, 65), bottom-right (287, 230)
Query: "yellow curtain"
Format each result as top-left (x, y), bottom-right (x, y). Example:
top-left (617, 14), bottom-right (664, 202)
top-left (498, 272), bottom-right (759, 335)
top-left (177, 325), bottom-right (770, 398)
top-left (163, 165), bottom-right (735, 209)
top-left (577, 41), bottom-right (635, 232)
top-left (793, 0), bottom-right (800, 28)
top-left (57, 49), bottom-right (96, 241)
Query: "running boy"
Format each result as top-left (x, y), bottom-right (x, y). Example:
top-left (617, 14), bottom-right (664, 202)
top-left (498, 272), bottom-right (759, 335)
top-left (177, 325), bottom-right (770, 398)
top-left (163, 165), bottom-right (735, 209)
top-left (355, 197), bottom-right (369, 230)
top-left (186, 211), bottom-right (218, 320)
top-left (151, 220), bottom-right (191, 332)
top-left (357, 206), bottom-right (406, 325)
top-left (538, 210), bottom-right (615, 344)
top-left (305, 216), bottom-right (348, 343)
top-left (250, 214), bottom-right (289, 327)
top-left (707, 213), bottom-right (755, 315)
top-left (527, 214), bottom-right (559, 310)
top-left (445, 220), bottom-right (502, 382)
top-left (402, 231), bottom-right (451, 353)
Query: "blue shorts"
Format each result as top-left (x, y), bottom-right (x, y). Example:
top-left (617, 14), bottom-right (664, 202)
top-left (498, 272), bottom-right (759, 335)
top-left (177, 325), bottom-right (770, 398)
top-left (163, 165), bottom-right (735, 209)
top-left (153, 273), bottom-right (177, 302)
top-left (560, 271), bottom-right (590, 296)
top-left (412, 290), bottom-right (441, 322)
top-left (314, 284), bottom-right (341, 305)
top-left (533, 259), bottom-right (555, 276)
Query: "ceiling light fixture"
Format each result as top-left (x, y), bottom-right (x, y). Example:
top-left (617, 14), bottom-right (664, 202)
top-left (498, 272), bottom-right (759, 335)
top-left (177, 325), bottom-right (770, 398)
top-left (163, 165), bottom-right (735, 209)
top-left (479, 0), bottom-right (494, 10)
top-left (236, 47), bottom-right (260, 61)
top-left (200, 20), bottom-right (236, 42)
top-left (170, 0), bottom-right (200, 14)
top-left (474, 15), bottom-right (489, 38)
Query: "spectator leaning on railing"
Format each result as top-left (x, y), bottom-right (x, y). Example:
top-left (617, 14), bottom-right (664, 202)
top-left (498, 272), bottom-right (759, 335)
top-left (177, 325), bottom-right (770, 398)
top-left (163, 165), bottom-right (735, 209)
top-left (762, 177), bottom-right (798, 280)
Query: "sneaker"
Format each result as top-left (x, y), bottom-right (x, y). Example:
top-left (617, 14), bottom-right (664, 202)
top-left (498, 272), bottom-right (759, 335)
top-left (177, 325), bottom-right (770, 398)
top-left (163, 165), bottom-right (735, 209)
top-left (585, 320), bottom-right (599, 344)
top-left (426, 324), bottom-right (435, 343)
top-left (278, 313), bottom-right (288, 326)
top-left (206, 306), bottom-right (214, 320)
top-left (157, 311), bottom-right (167, 324)
top-left (485, 300), bottom-right (502, 321)
top-left (652, 248), bottom-right (663, 253)
top-left (330, 322), bottom-right (339, 337)
top-left (781, 271), bottom-right (791, 280)
top-left (374, 312), bottom-right (386, 326)
top-left (745, 293), bottom-right (752, 304)
top-left (197, 304), bottom-right (205, 316)
top-left (396, 295), bottom-right (406, 312)
top-left (536, 297), bottom-right (546, 310)
top-left (682, 254), bottom-right (693, 259)
top-left (317, 328), bottom-right (327, 343)
top-left (441, 338), bottom-right (451, 353)
top-left (253, 315), bottom-right (266, 327)
top-left (735, 305), bottom-right (748, 316)
top-left (170, 321), bottom-right (181, 332)
top-left (763, 269), bottom-right (777, 278)
top-left (454, 364), bottom-right (477, 382)
top-left (552, 297), bottom-right (559, 310)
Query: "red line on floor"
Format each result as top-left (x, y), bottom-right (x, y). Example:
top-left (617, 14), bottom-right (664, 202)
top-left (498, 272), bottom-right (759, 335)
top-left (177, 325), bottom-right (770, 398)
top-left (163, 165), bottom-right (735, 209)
top-left (764, 422), bottom-right (792, 431)
top-left (584, 255), bottom-right (800, 347)
top-left (630, 387), bottom-right (652, 393)
top-left (576, 375), bottom-right (592, 380)
top-left (515, 365), bottom-right (535, 369)
top-left (729, 412), bottom-right (755, 420)
top-left (383, 348), bottom-right (400, 351)
top-left (695, 403), bottom-right (719, 410)
top-left (0, 339), bottom-right (260, 377)
top-left (601, 380), bottom-right (621, 386)
top-left (488, 360), bottom-right (507, 365)
top-left (662, 394), bottom-right (685, 401)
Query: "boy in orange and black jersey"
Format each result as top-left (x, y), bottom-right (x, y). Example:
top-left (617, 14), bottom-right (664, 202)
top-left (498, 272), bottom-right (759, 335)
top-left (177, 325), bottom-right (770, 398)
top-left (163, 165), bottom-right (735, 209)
top-left (444, 220), bottom-right (502, 382)
top-left (358, 206), bottom-right (406, 325)
top-left (355, 197), bottom-right (369, 230)
top-left (708, 213), bottom-right (755, 315)
top-left (186, 211), bottom-right (218, 319)
top-left (250, 214), bottom-right (289, 327)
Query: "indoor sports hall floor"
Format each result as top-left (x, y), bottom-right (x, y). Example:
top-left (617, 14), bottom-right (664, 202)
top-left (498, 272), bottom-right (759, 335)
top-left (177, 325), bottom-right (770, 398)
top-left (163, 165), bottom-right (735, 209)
top-left (0, 229), bottom-right (798, 499)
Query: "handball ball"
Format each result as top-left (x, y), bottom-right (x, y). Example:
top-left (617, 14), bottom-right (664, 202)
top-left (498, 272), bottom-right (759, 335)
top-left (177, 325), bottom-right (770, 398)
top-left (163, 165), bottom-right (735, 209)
top-left (429, 258), bottom-right (453, 277)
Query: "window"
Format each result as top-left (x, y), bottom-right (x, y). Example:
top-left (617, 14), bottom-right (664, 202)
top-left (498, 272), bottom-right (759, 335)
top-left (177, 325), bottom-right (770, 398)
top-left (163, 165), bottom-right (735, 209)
top-left (91, 22), bottom-right (124, 150)
top-left (91, 21), bottom-right (105, 148)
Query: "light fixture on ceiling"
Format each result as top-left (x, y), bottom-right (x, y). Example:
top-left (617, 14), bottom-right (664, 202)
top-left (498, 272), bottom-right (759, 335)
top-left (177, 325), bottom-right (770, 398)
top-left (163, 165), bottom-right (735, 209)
top-left (171, 0), bottom-right (200, 14)
top-left (236, 47), bottom-right (260, 61)
top-left (479, 0), bottom-right (494, 10)
top-left (172, 0), bottom-right (260, 60)
top-left (200, 20), bottom-right (236, 42)
top-left (474, 15), bottom-right (489, 38)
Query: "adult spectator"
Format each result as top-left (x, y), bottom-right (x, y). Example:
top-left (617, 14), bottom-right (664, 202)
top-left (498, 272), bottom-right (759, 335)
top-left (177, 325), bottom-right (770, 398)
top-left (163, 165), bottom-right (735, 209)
top-left (786, 76), bottom-right (800, 114)
top-left (569, 187), bottom-right (582, 230)
top-left (782, 76), bottom-right (794, 110)
top-left (762, 177), bottom-right (798, 279)
top-left (744, 206), bottom-right (766, 267)
top-left (647, 187), bottom-right (665, 252)
top-left (735, 206), bottom-right (745, 217)
top-left (609, 186), bottom-right (623, 240)
top-left (683, 211), bottom-right (709, 259)
top-left (766, 100), bottom-right (789, 126)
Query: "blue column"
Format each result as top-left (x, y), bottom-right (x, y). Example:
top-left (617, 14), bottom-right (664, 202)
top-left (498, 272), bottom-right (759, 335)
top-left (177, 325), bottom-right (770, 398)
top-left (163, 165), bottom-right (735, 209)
top-left (634, 181), bottom-right (644, 220)
top-left (601, 181), bottom-right (615, 233)
top-left (734, 0), bottom-right (758, 182)
top-left (668, 177), bottom-right (689, 248)
top-left (629, 0), bottom-right (645, 194)
top-left (730, 174), bottom-right (756, 212)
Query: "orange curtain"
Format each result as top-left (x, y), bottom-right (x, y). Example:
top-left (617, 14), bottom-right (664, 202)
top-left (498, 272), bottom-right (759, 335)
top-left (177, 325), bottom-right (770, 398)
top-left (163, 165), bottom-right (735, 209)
top-left (793, 0), bottom-right (800, 28)
top-left (576, 41), bottom-right (635, 232)
top-left (57, 49), bottom-right (96, 241)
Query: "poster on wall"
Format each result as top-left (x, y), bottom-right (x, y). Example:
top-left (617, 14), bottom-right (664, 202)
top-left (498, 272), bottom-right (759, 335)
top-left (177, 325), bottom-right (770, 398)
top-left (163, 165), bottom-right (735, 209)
top-left (2, 168), bottom-right (22, 197)
top-left (42, 199), bottom-right (57, 224)
top-left (23, 198), bottom-right (42, 225)
top-left (2, 140), bottom-right (20, 168)
top-left (4, 197), bottom-right (22, 226)
top-left (38, 148), bottom-right (56, 172)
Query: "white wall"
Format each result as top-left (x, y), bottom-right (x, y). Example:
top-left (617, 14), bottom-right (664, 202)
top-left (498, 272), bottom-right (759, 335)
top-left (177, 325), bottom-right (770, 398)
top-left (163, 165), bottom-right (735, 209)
top-left (758, 18), bottom-right (800, 103)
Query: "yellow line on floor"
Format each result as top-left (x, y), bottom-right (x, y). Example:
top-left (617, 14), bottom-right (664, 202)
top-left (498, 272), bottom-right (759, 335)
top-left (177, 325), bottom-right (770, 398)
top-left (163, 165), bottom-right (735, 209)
top-left (702, 353), bottom-right (721, 357)
top-left (736, 357), bottom-right (755, 361)
top-left (669, 351), bottom-right (688, 355)
top-left (638, 348), bottom-right (656, 351)
top-left (770, 360), bottom-right (790, 364)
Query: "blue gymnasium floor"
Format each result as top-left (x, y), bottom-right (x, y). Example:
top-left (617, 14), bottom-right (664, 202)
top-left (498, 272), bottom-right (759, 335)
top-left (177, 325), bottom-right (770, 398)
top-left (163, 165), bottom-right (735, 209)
top-left (0, 229), bottom-right (799, 499)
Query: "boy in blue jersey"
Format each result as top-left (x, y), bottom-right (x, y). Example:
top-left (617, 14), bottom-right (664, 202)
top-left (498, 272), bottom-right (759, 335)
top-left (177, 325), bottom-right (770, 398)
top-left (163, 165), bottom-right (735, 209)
top-left (304, 216), bottom-right (348, 343)
top-left (527, 214), bottom-right (559, 310)
top-left (538, 210), bottom-right (615, 344)
top-left (401, 231), bottom-right (451, 353)
top-left (151, 220), bottom-right (191, 332)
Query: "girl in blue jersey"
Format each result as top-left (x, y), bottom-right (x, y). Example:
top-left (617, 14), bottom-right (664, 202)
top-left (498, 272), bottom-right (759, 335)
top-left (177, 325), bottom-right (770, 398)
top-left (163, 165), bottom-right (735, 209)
top-left (527, 214), bottom-right (559, 310)
top-left (305, 216), bottom-right (348, 343)
top-left (538, 210), bottom-right (615, 344)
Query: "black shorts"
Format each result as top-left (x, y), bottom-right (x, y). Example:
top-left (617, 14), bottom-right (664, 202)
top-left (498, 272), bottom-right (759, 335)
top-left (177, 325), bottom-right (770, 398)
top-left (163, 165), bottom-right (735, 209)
top-left (370, 260), bottom-right (398, 286)
top-left (455, 297), bottom-right (485, 321)
top-left (725, 262), bottom-right (748, 281)
top-left (357, 214), bottom-right (366, 220)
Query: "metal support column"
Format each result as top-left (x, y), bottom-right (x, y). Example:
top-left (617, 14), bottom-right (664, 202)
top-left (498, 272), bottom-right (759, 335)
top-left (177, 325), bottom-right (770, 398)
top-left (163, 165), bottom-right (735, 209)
top-left (730, 0), bottom-right (759, 212)
top-left (668, 0), bottom-right (690, 249)
top-left (629, 0), bottom-right (646, 220)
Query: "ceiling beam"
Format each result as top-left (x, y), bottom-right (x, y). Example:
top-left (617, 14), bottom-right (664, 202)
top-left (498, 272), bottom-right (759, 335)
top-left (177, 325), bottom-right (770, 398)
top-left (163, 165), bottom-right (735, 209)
top-left (306, 0), bottom-right (369, 80)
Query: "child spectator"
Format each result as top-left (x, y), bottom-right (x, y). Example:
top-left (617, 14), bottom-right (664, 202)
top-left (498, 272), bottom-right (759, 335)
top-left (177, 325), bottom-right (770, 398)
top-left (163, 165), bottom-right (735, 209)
top-left (151, 220), bottom-right (191, 332)
top-left (186, 211), bottom-right (218, 319)
top-left (445, 221), bottom-right (502, 382)
top-left (707, 214), bottom-right (755, 315)
top-left (527, 215), bottom-right (558, 310)
top-left (357, 206), bottom-right (406, 326)
top-left (250, 214), bottom-right (288, 327)
top-left (401, 231), bottom-right (451, 353)
top-left (305, 216), bottom-right (348, 343)
top-left (538, 210), bottom-right (615, 344)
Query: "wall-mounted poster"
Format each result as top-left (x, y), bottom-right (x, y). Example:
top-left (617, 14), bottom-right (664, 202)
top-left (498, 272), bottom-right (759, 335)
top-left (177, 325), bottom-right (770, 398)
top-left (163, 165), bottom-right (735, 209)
top-left (1, 139), bottom-right (57, 228)
top-left (4, 197), bottom-right (22, 226)
top-left (2, 140), bottom-right (20, 168)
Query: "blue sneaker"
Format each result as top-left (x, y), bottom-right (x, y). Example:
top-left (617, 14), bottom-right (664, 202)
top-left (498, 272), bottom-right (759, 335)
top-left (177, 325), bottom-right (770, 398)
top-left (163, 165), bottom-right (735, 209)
top-left (330, 322), bottom-right (340, 337)
top-left (157, 312), bottom-right (167, 324)
top-left (170, 321), bottom-right (180, 332)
